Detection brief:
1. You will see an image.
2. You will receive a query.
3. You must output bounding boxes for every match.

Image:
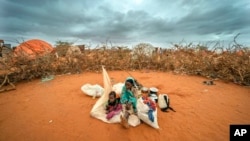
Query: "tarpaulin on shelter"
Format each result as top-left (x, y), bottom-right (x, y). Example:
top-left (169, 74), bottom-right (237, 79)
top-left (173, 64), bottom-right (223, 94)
top-left (14, 39), bottom-right (54, 58)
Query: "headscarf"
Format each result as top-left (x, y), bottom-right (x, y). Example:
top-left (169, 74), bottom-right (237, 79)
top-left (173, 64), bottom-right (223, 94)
top-left (125, 77), bottom-right (136, 87)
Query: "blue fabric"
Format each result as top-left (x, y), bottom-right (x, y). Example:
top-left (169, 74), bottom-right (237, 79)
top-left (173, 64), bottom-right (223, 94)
top-left (148, 109), bottom-right (154, 122)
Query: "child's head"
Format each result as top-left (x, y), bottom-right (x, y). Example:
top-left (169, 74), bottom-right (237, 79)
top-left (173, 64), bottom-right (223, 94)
top-left (141, 87), bottom-right (149, 97)
top-left (109, 91), bottom-right (116, 102)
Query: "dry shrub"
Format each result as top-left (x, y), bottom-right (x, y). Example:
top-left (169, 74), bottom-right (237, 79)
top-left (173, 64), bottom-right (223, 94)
top-left (1, 39), bottom-right (249, 86)
top-left (130, 43), bottom-right (155, 70)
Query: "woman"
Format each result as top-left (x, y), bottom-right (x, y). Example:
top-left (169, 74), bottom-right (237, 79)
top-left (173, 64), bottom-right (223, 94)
top-left (120, 77), bottom-right (138, 114)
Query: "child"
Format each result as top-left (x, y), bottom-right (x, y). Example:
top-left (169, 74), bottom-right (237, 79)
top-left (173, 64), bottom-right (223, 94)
top-left (105, 91), bottom-right (122, 120)
top-left (142, 91), bottom-right (156, 122)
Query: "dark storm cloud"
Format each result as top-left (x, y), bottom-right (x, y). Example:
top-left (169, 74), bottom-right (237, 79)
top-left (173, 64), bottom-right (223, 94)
top-left (1, 0), bottom-right (99, 35)
top-left (0, 0), bottom-right (249, 47)
top-left (176, 0), bottom-right (250, 35)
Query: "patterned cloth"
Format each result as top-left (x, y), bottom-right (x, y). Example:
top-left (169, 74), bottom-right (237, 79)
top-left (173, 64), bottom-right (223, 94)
top-left (142, 96), bottom-right (156, 111)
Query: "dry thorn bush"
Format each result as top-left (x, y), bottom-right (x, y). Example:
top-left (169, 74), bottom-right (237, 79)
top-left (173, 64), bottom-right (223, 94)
top-left (1, 38), bottom-right (249, 86)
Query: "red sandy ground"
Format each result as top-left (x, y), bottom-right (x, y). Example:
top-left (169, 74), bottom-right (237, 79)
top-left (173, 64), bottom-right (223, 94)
top-left (0, 71), bottom-right (249, 141)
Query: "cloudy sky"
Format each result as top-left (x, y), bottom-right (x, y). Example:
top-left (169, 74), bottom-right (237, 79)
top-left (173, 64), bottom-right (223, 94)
top-left (1, 0), bottom-right (250, 48)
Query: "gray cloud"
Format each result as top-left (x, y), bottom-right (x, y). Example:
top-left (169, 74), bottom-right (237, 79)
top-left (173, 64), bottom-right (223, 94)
top-left (1, 0), bottom-right (250, 47)
top-left (177, 0), bottom-right (250, 34)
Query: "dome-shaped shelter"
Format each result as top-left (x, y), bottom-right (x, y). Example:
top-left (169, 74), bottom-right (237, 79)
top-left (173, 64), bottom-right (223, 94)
top-left (14, 39), bottom-right (54, 58)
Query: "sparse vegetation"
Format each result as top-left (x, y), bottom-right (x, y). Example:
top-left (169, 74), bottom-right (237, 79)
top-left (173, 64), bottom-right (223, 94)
top-left (0, 37), bottom-right (249, 86)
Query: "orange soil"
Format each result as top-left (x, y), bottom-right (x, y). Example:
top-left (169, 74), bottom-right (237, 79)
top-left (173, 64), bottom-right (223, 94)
top-left (0, 71), bottom-right (249, 141)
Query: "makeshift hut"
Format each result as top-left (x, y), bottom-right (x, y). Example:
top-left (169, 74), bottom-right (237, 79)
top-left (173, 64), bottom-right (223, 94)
top-left (14, 39), bottom-right (54, 59)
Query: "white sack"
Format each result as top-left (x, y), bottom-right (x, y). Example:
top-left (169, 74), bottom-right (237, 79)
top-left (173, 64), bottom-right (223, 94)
top-left (81, 84), bottom-right (104, 97)
top-left (112, 82), bottom-right (124, 95)
top-left (137, 97), bottom-right (160, 129)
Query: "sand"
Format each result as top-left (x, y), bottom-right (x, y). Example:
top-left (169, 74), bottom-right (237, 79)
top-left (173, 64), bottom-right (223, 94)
top-left (0, 71), bottom-right (249, 141)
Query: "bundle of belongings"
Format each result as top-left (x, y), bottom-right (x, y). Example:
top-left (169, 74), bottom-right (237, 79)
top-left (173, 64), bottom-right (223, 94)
top-left (81, 84), bottom-right (104, 99)
top-left (158, 94), bottom-right (176, 112)
top-left (136, 86), bottom-right (159, 128)
top-left (86, 66), bottom-right (160, 129)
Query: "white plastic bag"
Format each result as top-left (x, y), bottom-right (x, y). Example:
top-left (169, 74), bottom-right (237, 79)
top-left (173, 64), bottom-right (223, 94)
top-left (137, 97), bottom-right (160, 129)
top-left (112, 83), bottom-right (124, 95)
top-left (128, 114), bottom-right (141, 127)
top-left (81, 84), bottom-right (104, 97)
top-left (90, 66), bottom-right (122, 123)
